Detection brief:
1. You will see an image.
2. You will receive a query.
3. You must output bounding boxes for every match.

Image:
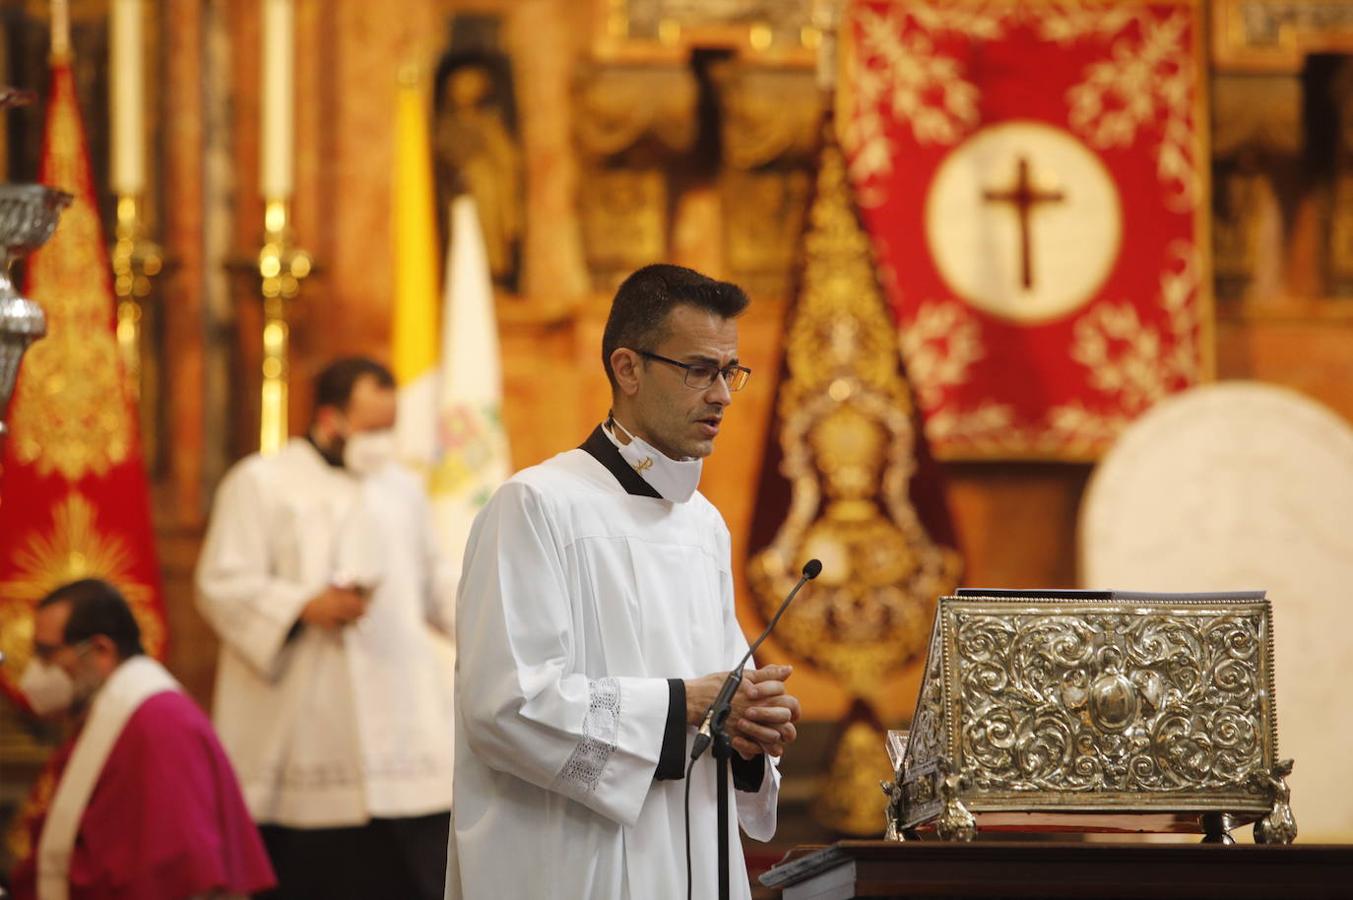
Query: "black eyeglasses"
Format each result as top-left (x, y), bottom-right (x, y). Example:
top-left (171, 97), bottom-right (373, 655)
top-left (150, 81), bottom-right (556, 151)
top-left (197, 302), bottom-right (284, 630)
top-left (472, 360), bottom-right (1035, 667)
top-left (635, 350), bottom-right (752, 392)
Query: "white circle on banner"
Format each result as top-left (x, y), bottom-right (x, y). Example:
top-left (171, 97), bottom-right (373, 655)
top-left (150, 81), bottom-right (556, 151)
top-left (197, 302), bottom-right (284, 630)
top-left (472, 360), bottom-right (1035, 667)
top-left (1081, 382), bottom-right (1353, 841)
top-left (925, 121), bottom-right (1122, 324)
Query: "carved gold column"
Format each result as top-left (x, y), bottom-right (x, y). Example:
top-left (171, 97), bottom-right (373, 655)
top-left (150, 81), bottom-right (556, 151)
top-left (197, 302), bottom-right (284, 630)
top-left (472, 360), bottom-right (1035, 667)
top-left (256, 198), bottom-right (310, 455)
top-left (572, 62), bottom-right (696, 292)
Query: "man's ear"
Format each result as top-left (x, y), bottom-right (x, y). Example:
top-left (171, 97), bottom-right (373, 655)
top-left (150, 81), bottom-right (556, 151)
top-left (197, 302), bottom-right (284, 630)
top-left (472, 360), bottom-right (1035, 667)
top-left (610, 348), bottom-right (642, 397)
top-left (88, 634), bottom-right (119, 665)
top-left (313, 405), bottom-right (342, 438)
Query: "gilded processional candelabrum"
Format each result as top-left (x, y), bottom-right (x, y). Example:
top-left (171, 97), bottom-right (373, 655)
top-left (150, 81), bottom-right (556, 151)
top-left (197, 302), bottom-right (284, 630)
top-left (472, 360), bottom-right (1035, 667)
top-left (110, 194), bottom-right (163, 405)
top-left (0, 89), bottom-right (72, 454)
top-left (255, 198), bottom-right (311, 455)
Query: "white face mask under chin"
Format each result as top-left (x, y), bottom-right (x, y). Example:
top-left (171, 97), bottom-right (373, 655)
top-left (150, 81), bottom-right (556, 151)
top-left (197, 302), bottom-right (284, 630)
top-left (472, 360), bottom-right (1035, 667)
top-left (607, 418), bottom-right (703, 503)
top-left (20, 658), bottom-right (75, 716)
top-left (343, 428), bottom-right (398, 476)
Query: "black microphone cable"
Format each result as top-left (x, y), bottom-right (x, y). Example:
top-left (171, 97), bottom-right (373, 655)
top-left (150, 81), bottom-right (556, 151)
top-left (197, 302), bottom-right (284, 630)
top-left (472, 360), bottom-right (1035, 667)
top-left (683, 558), bottom-right (822, 900)
top-left (684, 754), bottom-right (697, 900)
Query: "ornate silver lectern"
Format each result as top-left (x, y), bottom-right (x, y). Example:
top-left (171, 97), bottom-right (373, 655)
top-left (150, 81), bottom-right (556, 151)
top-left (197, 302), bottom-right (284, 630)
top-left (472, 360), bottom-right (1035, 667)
top-left (884, 589), bottom-right (1296, 845)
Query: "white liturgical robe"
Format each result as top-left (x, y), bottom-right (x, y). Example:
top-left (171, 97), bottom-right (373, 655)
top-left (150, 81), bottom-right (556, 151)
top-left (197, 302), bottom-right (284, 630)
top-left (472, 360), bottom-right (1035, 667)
top-left (446, 441), bottom-right (780, 900)
top-left (196, 438), bottom-right (457, 827)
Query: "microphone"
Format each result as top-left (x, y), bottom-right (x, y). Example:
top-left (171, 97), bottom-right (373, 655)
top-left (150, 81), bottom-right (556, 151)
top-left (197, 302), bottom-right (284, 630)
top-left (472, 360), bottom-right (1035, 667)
top-left (690, 559), bottom-right (822, 762)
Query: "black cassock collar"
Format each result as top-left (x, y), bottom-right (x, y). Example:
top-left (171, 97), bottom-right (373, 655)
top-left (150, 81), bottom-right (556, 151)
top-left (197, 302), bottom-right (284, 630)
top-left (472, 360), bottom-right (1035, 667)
top-left (579, 424), bottom-right (662, 500)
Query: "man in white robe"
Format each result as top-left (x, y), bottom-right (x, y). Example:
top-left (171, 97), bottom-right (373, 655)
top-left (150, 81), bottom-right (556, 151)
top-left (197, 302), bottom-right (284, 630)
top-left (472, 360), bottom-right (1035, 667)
top-left (448, 264), bottom-right (801, 900)
top-left (196, 357), bottom-right (457, 900)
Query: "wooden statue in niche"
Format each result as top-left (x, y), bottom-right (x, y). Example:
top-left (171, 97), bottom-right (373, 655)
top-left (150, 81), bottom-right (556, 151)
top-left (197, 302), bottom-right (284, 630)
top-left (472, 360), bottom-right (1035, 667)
top-left (1212, 53), bottom-right (1353, 304)
top-left (433, 16), bottom-right (522, 291)
top-left (1280, 54), bottom-right (1353, 300)
top-left (1211, 73), bottom-right (1302, 304)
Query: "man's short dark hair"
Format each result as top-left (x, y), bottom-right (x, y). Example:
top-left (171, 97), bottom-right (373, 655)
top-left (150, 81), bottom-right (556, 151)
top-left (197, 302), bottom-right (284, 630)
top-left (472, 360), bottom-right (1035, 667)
top-left (312, 356), bottom-right (396, 414)
top-left (38, 578), bottom-right (144, 659)
top-left (601, 264), bottom-right (750, 392)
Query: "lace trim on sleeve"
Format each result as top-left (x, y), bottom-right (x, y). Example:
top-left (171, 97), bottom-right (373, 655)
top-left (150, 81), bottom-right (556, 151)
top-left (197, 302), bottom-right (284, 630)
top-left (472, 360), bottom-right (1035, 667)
top-left (557, 677), bottom-right (621, 792)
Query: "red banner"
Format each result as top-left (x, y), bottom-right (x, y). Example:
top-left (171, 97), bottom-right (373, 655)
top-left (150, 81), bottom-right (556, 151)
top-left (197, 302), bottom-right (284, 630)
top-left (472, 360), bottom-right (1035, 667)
top-left (0, 59), bottom-right (167, 705)
top-left (844, 0), bottom-right (1210, 460)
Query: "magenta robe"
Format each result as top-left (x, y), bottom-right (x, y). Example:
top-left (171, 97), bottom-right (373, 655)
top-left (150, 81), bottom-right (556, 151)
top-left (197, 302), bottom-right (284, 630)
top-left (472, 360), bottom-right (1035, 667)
top-left (10, 691), bottom-right (276, 900)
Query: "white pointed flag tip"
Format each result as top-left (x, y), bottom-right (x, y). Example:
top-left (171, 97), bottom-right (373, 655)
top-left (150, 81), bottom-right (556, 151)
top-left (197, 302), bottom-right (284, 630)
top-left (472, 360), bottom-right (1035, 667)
top-left (430, 195), bottom-right (511, 557)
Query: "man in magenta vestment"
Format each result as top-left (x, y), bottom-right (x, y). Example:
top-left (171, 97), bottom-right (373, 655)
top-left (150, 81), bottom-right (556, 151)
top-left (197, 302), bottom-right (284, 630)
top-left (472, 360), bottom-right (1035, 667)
top-left (8, 579), bottom-right (275, 900)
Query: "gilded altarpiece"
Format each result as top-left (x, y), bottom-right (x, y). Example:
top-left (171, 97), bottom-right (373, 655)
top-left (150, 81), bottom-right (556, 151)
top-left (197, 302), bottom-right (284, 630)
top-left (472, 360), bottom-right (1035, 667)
top-left (573, 61), bottom-right (697, 291)
top-left (1211, 0), bottom-right (1353, 302)
top-left (714, 61), bottom-right (820, 298)
top-left (580, 0), bottom-right (830, 293)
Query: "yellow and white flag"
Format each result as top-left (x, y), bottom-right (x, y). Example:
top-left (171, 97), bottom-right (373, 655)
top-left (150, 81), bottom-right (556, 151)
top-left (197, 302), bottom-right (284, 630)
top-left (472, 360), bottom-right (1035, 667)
top-left (391, 70), bottom-right (440, 466)
top-left (390, 68), bottom-right (510, 566)
top-left (430, 196), bottom-right (512, 565)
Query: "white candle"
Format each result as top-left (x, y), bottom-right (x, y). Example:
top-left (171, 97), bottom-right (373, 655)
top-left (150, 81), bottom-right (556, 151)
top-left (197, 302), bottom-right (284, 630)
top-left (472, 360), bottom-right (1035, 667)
top-left (260, 0), bottom-right (295, 199)
top-left (109, 0), bottom-right (146, 195)
top-left (51, 0), bottom-right (70, 58)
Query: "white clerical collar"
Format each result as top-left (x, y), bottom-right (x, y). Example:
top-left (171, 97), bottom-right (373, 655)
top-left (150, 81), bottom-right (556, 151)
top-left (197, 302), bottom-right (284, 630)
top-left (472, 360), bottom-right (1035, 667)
top-left (602, 417), bottom-right (703, 503)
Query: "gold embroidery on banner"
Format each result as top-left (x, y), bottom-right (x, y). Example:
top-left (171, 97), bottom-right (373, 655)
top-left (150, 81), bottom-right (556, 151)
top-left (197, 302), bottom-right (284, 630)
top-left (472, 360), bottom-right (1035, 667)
top-left (8, 75), bottom-right (132, 481)
top-left (924, 401), bottom-right (1019, 452)
top-left (748, 134), bottom-right (961, 698)
top-left (844, 5), bottom-right (981, 190)
top-left (844, 1), bottom-right (1152, 196)
top-left (1066, 11), bottom-right (1197, 211)
top-left (898, 301), bottom-right (985, 407)
top-left (1033, 2), bottom-right (1139, 44)
top-left (860, 0), bottom-right (1141, 44)
top-left (1050, 240), bottom-right (1201, 439)
top-left (917, 242), bottom-right (1201, 458)
top-left (0, 494), bottom-right (164, 681)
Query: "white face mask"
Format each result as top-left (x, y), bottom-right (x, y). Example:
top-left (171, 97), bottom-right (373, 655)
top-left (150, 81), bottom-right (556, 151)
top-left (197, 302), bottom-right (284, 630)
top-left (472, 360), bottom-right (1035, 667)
top-left (343, 429), bottom-right (398, 477)
top-left (20, 658), bottom-right (76, 716)
top-left (607, 418), bottom-right (703, 503)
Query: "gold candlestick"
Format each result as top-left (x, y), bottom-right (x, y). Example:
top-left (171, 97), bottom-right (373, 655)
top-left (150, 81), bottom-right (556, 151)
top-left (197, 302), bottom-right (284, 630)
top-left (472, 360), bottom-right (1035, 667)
top-left (257, 197), bottom-right (311, 455)
top-left (111, 194), bottom-right (163, 402)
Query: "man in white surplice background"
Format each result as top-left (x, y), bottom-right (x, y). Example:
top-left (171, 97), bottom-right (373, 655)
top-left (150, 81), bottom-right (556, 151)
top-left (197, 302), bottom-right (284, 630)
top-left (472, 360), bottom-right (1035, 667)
top-left (197, 357), bottom-right (457, 900)
top-left (448, 264), bottom-right (801, 899)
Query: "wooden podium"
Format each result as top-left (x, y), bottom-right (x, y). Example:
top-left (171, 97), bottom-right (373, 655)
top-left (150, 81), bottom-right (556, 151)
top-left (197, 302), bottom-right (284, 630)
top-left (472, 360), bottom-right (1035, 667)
top-left (759, 840), bottom-right (1353, 899)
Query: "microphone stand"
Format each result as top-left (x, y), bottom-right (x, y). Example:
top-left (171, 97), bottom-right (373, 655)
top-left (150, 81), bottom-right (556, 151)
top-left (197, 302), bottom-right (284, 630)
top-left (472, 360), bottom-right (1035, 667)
top-left (689, 559), bottom-right (821, 900)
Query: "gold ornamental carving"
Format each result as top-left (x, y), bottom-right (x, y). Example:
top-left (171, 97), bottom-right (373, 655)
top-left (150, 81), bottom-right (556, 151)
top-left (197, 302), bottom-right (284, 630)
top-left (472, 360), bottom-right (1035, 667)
top-left (576, 168), bottom-right (670, 292)
top-left (721, 169), bottom-right (812, 298)
top-left (714, 61), bottom-right (822, 297)
top-left (714, 63), bottom-right (822, 170)
top-left (574, 63), bottom-right (698, 290)
top-left (748, 129), bottom-right (960, 833)
top-left (574, 63), bottom-right (698, 158)
top-left (1214, 0), bottom-right (1353, 73)
top-left (598, 0), bottom-right (823, 58)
